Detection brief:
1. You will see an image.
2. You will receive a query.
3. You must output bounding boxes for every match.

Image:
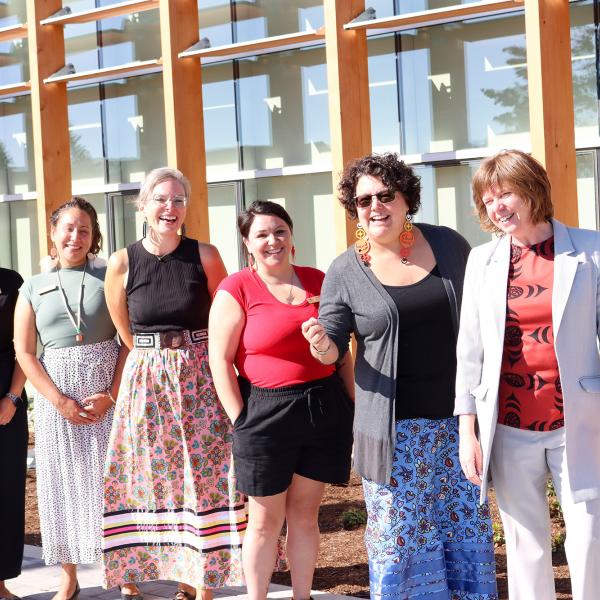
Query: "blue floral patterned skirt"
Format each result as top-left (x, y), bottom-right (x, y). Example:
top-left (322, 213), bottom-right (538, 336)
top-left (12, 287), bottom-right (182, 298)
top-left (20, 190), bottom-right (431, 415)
top-left (362, 418), bottom-right (498, 600)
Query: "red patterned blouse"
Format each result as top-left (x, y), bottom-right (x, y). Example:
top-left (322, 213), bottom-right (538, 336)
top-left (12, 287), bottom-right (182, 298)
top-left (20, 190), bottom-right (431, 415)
top-left (497, 236), bottom-right (564, 431)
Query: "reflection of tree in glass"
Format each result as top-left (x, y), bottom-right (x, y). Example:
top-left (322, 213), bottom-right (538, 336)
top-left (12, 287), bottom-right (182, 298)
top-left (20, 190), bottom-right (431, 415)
top-left (482, 26), bottom-right (596, 133)
top-left (0, 141), bottom-right (12, 195)
top-left (70, 131), bottom-right (93, 166)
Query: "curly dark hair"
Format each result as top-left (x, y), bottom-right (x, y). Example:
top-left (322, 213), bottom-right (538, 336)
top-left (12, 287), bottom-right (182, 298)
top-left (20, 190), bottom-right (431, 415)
top-left (338, 153), bottom-right (421, 219)
top-left (49, 196), bottom-right (103, 256)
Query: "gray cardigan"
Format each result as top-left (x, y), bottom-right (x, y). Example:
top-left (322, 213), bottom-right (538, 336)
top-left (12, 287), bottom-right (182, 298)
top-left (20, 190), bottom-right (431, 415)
top-left (319, 223), bottom-right (471, 484)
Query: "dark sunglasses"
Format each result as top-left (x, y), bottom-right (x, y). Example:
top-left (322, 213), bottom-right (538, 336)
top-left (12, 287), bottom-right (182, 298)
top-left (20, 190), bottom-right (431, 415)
top-left (353, 189), bottom-right (395, 208)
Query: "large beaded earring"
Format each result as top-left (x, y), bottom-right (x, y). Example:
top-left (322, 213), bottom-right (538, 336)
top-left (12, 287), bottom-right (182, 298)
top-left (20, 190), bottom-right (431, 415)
top-left (400, 213), bottom-right (415, 265)
top-left (355, 222), bottom-right (370, 265)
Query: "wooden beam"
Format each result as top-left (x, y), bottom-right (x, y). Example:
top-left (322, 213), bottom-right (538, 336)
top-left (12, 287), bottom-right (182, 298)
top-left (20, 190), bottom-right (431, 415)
top-left (344, 0), bottom-right (522, 31)
top-left (0, 81), bottom-right (30, 97)
top-left (324, 0), bottom-right (372, 254)
top-left (40, 0), bottom-right (158, 26)
top-left (0, 23), bottom-right (27, 42)
top-left (43, 59), bottom-right (162, 84)
top-left (525, 0), bottom-right (578, 225)
top-left (180, 28), bottom-right (325, 60)
top-left (26, 0), bottom-right (72, 258)
top-left (159, 0), bottom-right (209, 241)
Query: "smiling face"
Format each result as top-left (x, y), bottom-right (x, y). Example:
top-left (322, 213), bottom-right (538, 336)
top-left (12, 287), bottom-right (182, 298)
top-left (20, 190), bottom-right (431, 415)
top-left (141, 178), bottom-right (187, 237)
top-left (482, 185), bottom-right (535, 239)
top-left (244, 214), bottom-right (293, 272)
top-left (355, 174), bottom-right (409, 246)
top-left (51, 208), bottom-right (93, 268)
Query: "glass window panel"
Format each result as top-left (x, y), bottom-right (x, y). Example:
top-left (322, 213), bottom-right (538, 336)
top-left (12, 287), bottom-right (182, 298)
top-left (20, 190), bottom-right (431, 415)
top-left (65, 10), bottom-right (159, 72)
top-left (243, 173), bottom-right (335, 271)
top-left (0, 199), bottom-right (39, 278)
top-left (0, 0), bottom-right (26, 27)
top-left (111, 191), bottom-right (143, 250)
top-left (199, 0), bottom-right (234, 47)
top-left (576, 151), bottom-right (598, 230)
top-left (68, 84), bottom-right (105, 189)
top-left (369, 35), bottom-right (400, 154)
top-left (0, 95), bottom-right (35, 195)
top-left (238, 47), bottom-right (330, 171)
top-left (208, 183), bottom-right (242, 274)
top-left (398, 12), bottom-right (528, 155)
top-left (0, 37), bottom-right (28, 85)
top-left (571, 0), bottom-right (597, 146)
top-left (396, 0), bottom-right (480, 13)
top-left (234, 1), bottom-right (324, 43)
top-left (416, 162), bottom-right (491, 246)
top-left (69, 73), bottom-right (166, 189)
top-left (203, 61), bottom-right (240, 179)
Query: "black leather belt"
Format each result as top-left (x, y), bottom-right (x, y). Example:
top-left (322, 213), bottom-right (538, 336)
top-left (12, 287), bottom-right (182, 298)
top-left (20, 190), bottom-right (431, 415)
top-left (133, 328), bottom-right (208, 349)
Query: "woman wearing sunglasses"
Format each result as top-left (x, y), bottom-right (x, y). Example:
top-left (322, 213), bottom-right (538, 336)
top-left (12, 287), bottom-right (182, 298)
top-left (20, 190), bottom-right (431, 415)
top-left (302, 153), bottom-right (497, 600)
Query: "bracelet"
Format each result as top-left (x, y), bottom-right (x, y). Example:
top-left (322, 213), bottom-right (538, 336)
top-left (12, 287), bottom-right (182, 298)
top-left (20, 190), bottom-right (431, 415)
top-left (311, 341), bottom-right (331, 356)
top-left (106, 389), bottom-right (116, 405)
top-left (5, 392), bottom-right (21, 406)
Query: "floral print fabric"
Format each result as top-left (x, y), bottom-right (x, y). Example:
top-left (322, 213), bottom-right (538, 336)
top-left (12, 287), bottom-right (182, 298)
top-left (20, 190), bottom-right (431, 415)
top-left (363, 418), bottom-right (497, 600)
top-left (102, 343), bottom-right (246, 589)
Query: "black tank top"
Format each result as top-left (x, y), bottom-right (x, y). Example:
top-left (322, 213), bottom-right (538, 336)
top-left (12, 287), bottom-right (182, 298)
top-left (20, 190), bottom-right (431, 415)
top-left (126, 238), bottom-right (211, 333)
top-left (383, 265), bottom-right (457, 420)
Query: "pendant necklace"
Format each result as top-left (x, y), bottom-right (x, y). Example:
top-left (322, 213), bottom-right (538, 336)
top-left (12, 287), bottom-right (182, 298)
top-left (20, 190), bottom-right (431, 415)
top-left (285, 270), bottom-right (295, 305)
top-left (56, 261), bottom-right (88, 343)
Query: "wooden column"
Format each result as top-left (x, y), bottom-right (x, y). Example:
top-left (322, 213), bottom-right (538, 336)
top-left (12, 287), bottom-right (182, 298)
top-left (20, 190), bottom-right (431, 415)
top-left (324, 0), bottom-right (372, 253)
top-left (525, 0), bottom-right (578, 225)
top-left (159, 0), bottom-right (209, 241)
top-left (26, 0), bottom-right (72, 257)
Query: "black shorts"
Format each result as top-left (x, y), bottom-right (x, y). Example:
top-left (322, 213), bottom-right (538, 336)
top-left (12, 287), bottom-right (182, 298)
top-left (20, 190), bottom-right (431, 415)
top-left (233, 374), bottom-right (354, 497)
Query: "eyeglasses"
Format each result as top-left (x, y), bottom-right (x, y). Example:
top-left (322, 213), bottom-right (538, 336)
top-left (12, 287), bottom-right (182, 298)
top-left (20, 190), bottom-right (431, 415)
top-left (353, 189), bottom-right (395, 208)
top-left (152, 195), bottom-right (188, 208)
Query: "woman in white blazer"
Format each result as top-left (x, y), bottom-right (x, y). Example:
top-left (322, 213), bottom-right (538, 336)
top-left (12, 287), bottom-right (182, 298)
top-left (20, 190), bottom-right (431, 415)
top-left (455, 149), bottom-right (600, 600)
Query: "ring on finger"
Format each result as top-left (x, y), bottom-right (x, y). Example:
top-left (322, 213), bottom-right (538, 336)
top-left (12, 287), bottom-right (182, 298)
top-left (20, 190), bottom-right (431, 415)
top-left (78, 411), bottom-right (87, 418)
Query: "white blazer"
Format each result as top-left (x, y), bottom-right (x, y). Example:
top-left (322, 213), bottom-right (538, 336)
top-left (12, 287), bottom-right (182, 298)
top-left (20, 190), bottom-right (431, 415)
top-left (455, 219), bottom-right (600, 504)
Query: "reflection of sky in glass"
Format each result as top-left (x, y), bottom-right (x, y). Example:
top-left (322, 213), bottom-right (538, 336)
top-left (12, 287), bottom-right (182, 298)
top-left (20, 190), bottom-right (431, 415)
top-left (68, 99), bottom-right (103, 159)
top-left (298, 6), bottom-right (323, 30)
top-left (0, 0), bottom-right (26, 28)
top-left (301, 63), bottom-right (329, 146)
top-left (235, 17), bottom-right (267, 42)
top-left (199, 0), bottom-right (233, 46)
top-left (238, 71), bottom-right (272, 148)
top-left (0, 112), bottom-right (26, 168)
top-left (105, 95), bottom-right (140, 159)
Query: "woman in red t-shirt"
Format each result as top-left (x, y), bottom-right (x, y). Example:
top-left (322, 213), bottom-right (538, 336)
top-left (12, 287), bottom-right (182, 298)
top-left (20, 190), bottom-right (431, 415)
top-left (208, 200), bottom-right (354, 600)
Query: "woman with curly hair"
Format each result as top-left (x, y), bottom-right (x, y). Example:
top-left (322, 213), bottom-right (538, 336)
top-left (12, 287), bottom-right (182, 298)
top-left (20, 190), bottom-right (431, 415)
top-left (302, 153), bottom-right (498, 600)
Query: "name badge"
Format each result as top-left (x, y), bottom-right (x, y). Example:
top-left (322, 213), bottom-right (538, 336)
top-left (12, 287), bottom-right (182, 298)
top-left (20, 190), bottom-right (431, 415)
top-left (307, 295), bottom-right (320, 304)
top-left (38, 284), bottom-right (58, 295)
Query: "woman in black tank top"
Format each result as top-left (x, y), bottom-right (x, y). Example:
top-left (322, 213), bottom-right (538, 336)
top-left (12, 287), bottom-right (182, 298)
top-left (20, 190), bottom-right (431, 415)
top-left (102, 168), bottom-right (246, 600)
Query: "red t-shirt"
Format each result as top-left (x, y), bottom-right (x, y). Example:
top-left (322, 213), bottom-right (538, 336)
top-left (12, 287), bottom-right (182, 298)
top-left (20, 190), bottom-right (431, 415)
top-left (497, 237), bottom-right (564, 431)
top-left (217, 266), bottom-right (335, 388)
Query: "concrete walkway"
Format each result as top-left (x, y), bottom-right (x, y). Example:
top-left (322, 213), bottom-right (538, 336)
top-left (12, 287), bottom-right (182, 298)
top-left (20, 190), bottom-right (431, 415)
top-left (11, 546), bottom-right (356, 600)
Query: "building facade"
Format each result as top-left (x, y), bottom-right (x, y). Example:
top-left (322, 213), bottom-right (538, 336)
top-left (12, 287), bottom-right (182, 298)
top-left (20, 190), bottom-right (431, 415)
top-left (0, 0), bottom-right (597, 278)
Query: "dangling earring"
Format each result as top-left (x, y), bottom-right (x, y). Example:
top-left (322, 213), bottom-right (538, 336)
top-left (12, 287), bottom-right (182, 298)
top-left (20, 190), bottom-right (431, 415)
top-left (180, 223), bottom-right (186, 239)
top-left (291, 245), bottom-right (296, 263)
top-left (400, 213), bottom-right (415, 265)
top-left (354, 223), bottom-right (370, 265)
top-left (142, 220), bottom-right (148, 238)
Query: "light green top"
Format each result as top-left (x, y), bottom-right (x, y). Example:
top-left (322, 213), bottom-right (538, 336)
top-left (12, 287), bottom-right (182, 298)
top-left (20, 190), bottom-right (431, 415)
top-left (20, 263), bottom-right (116, 350)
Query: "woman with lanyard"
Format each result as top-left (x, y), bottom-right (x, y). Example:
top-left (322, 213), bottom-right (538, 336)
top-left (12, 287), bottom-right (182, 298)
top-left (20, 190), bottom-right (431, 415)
top-left (102, 167), bottom-right (245, 600)
top-left (14, 197), bottom-right (125, 600)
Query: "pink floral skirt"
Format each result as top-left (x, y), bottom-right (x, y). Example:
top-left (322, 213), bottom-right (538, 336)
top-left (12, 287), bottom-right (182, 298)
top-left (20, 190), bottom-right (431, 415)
top-left (102, 343), bottom-right (246, 589)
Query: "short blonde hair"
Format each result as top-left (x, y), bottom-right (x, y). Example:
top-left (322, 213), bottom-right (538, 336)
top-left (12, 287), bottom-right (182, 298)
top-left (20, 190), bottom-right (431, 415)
top-left (136, 167), bottom-right (191, 209)
top-left (472, 150), bottom-right (554, 233)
